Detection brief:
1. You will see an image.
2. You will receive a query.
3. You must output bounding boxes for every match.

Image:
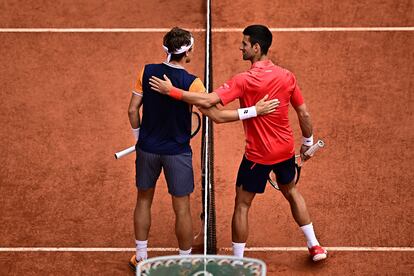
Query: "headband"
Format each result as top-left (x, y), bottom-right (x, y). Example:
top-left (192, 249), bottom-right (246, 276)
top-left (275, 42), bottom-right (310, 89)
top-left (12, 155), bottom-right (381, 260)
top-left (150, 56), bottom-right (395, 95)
top-left (163, 36), bottom-right (194, 62)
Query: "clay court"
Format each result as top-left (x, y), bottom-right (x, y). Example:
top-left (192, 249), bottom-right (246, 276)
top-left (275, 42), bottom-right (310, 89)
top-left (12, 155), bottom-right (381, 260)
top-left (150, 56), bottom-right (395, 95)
top-left (1, 1), bottom-right (413, 275)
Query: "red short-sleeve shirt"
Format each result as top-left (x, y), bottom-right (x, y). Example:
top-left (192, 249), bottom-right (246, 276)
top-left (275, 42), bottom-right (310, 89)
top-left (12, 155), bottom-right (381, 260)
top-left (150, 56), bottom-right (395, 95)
top-left (215, 60), bottom-right (304, 165)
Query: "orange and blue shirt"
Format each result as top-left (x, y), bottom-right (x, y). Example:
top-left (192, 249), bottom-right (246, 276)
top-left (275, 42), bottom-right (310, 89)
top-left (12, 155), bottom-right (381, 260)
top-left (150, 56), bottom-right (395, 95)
top-left (215, 60), bottom-right (304, 165)
top-left (134, 62), bottom-right (205, 155)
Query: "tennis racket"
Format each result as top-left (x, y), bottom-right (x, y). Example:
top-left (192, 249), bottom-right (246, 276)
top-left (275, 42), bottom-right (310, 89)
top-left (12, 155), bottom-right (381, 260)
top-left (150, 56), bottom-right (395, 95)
top-left (268, 139), bottom-right (325, 190)
top-left (114, 111), bottom-right (202, 159)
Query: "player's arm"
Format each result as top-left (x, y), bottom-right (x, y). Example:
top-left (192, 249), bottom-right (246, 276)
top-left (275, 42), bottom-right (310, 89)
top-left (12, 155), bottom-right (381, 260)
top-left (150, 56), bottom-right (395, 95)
top-left (294, 103), bottom-right (314, 160)
top-left (290, 72), bottom-right (314, 160)
top-left (128, 93), bottom-right (142, 128)
top-left (294, 103), bottom-right (314, 161)
top-left (150, 74), bottom-right (279, 122)
top-left (128, 93), bottom-right (143, 141)
top-left (199, 95), bottom-right (279, 124)
top-left (149, 74), bottom-right (221, 108)
top-left (128, 69), bottom-right (144, 141)
top-left (294, 103), bottom-right (313, 138)
top-left (186, 78), bottom-right (279, 123)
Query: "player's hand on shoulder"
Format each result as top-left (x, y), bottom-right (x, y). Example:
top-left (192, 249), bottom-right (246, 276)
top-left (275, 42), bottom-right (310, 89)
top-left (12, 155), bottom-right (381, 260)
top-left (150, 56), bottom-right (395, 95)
top-left (149, 74), bottom-right (173, 94)
top-left (256, 94), bottom-right (280, 116)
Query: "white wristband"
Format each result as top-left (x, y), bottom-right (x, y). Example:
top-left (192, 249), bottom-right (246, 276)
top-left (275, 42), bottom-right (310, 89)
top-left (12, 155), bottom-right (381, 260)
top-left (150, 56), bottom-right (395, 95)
top-left (302, 135), bottom-right (313, 146)
top-left (237, 106), bottom-right (257, 120)
top-left (132, 127), bottom-right (140, 141)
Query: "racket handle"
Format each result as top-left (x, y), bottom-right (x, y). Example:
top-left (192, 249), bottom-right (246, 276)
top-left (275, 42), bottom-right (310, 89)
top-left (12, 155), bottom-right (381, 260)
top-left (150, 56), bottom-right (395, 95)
top-left (114, 145), bottom-right (136, 159)
top-left (304, 140), bottom-right (325, 157)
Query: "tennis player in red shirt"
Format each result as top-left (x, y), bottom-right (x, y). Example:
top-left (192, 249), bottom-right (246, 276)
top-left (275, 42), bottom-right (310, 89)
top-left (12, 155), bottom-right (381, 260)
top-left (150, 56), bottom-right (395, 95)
top-left (150, 25), bottom-right (327, 262)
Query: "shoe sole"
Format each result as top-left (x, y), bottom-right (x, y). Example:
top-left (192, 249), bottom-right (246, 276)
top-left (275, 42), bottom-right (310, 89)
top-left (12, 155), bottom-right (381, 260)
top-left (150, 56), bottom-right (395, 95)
top-left (312, 253), bottom-right (327, 262)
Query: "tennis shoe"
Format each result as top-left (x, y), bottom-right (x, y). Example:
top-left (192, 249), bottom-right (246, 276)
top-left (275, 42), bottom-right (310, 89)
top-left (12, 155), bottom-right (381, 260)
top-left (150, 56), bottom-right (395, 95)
top-left (308, 245), bottom-right (327, 262)
top-left (129, 255), bottom-right (145, 272)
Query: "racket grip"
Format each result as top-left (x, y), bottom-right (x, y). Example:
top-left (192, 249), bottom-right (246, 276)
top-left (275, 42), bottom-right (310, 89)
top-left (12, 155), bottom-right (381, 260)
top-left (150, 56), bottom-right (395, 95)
top-left (114, 145), bottom-right (136, 159)
top-left (304, 140), bottom-right (325, 156)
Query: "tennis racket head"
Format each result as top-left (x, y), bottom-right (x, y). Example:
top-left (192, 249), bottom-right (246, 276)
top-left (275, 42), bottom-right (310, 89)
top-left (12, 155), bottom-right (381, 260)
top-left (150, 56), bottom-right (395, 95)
top-left (190, 111), bottom-right (201, 138)
top-left (268, 173), bottom-right (280, 190)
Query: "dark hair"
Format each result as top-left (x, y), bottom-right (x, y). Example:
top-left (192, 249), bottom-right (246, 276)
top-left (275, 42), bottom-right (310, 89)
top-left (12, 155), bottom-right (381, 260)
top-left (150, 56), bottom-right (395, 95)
top-left (163, 27), bottom-right (192, 61)
top-left (243, 25), bottom-right (272, 55)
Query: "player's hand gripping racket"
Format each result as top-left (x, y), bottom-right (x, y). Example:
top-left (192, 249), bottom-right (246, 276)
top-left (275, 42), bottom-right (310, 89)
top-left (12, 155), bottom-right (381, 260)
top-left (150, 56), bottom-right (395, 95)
top-left (114, 111), bottom-right (202, 159)
top-left (268, 139), bottom-right (325, 190)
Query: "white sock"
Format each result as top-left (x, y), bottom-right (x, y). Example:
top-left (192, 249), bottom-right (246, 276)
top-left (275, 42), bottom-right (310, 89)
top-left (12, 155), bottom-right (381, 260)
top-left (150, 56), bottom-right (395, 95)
top-left (300, 223), bottom-right (320, 248)
top-left (136, 240), bottom-right (148, 261)
top-left (232, 242), bottom-right (246, 258)
top-left (179, 248), bottom-right (192, 255)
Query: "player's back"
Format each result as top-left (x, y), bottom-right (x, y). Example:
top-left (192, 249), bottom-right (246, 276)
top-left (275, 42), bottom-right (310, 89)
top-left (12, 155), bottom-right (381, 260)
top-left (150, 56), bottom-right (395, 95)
top-left (138, 62), bottom-right (197, 155)
top-left (240, 60), bottom-right (301, 164)
top-left (241, 61), bottom-right (295, 115)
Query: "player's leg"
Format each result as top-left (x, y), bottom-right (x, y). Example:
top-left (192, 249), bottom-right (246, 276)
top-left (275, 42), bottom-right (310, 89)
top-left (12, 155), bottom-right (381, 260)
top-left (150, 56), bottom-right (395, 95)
top-left (133, 187), bottom-right (155, 265)
top-left (231, 186), bottom-right (256, 257)
top-left (280, 180), bottom-right (327, 261)
top-left (130, 148), bottom-right (162, 269)
top-left (274, 156), bottom-right (327, 261)
top-left (172, 194), bottom-right (193, 253)
top-left (232, 156), bottom-right (271, 257)
top-left (278, 178), bottom-right (311, 226)
top-left (134, 188), bottom-right (156, 243)
top-left (162, 151), bottom-right (194, 255)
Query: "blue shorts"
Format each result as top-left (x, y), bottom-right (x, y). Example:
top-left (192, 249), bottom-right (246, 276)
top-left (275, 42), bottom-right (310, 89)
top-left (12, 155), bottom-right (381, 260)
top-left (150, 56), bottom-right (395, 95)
top-left (236, 155), bottom-right (296, 193)
top-left (135, 147), bottom-right (194, 197)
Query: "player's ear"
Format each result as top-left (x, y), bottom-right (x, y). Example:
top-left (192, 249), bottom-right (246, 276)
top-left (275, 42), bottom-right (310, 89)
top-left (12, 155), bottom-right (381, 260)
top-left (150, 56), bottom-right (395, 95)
top-left (253, 43), bottom-right (261, 54)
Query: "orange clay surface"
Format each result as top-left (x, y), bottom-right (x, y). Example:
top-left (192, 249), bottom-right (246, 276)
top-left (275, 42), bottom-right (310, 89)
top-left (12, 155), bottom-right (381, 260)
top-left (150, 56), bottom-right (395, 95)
top-left (1, 1), bottom-right (413, 275)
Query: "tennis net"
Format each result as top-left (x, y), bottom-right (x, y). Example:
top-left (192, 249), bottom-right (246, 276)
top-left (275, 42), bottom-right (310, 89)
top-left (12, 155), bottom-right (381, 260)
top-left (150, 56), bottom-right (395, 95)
top-left (201, 0), bottom-right (217, 255)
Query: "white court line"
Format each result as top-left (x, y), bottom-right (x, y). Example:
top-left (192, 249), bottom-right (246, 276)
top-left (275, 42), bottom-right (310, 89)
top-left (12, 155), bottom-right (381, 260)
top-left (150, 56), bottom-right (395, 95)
top-left (0, 27), bottom-right (413, 33)
top-left (216, 27), bottom-right (414, 32)
top-left (0, 28), bottom-right (203, 33)
top-left (224, 247), bottom-right (414, 252)
top-left (0, 247), bottom-right (168, 252)
top-left (0, 247), bottom-right (413, 252)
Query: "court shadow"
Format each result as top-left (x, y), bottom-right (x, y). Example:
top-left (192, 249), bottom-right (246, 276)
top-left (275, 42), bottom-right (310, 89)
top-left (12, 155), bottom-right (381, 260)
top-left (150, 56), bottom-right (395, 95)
top-left (301, 253), bottom-right (330, 270)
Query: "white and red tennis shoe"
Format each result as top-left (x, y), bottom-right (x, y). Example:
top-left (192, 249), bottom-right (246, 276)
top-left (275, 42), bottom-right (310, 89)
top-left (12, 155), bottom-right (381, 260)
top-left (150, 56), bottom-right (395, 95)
top-left (308, 245), bottom-right (328, 262)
